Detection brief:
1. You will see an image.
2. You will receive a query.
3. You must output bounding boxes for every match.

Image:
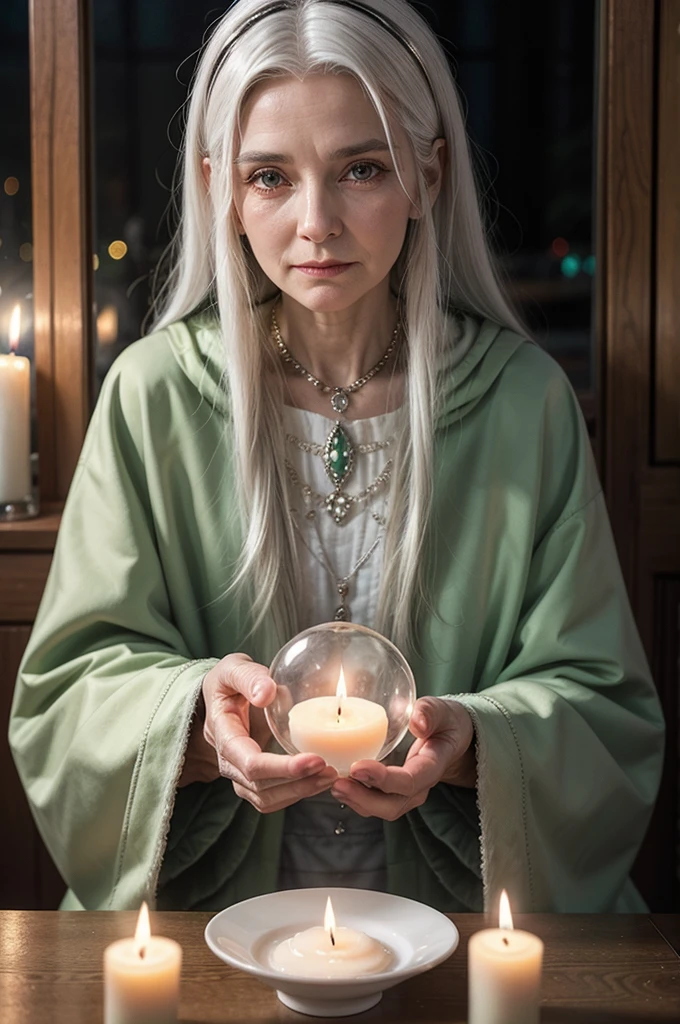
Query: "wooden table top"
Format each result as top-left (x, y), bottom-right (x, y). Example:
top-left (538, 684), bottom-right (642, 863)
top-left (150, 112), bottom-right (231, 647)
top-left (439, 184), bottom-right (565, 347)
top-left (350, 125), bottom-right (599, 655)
top-left (0, 911), bottom-right (678, 1023)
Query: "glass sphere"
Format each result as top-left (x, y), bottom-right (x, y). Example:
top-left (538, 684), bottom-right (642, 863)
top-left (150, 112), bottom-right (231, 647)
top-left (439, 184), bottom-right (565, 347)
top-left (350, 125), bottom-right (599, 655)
top-left (265, 622), bottom-right (416, 775)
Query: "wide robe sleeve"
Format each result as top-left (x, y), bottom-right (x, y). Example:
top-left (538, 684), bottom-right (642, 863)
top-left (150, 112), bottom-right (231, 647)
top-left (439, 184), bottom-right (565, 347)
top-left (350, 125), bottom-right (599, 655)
top-left (8, 352), bottom-right (224, 910)
top-left (412, 345), bottom-right (664, 913)
top-left (455, 489), bottom-right (663, 912)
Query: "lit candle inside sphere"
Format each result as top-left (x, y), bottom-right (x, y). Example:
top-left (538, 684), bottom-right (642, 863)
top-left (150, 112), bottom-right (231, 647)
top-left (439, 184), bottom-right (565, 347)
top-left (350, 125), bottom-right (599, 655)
top-left (271, 897), bottom-right (393, 978)
top-left (468, 891), bottom-right (544, 1024)
top-left (104, 902), bottom-right (182, 1024)
top-left (287, 666), bottom-right (389, 775)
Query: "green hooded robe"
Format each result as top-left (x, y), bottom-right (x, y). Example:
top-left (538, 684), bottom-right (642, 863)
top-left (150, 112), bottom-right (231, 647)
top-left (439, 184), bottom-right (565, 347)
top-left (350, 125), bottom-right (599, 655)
top-left (8, 312), bottom-right (664, 914)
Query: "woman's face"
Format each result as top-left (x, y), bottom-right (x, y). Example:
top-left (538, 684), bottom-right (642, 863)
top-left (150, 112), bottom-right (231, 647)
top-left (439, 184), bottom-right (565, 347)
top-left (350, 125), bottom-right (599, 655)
top-left (231, 73), bottom-right (421, 314)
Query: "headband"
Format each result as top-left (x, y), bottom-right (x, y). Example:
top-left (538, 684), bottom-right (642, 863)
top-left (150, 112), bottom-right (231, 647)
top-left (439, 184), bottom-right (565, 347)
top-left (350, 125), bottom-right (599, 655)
top-left (205, 0), bottom-right (436, 103)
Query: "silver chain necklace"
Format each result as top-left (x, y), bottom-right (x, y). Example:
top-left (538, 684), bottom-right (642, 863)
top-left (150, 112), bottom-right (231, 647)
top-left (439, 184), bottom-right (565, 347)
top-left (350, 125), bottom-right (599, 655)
top-left (271, 306), bottom-right (400, 414)
top-left (290, 509), bottom-right (385, 622)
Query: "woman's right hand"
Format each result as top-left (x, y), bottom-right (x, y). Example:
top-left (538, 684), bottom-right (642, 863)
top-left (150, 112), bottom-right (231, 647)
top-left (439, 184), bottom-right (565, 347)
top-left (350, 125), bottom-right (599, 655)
top-left (179, 653), bottom-right (337, 811)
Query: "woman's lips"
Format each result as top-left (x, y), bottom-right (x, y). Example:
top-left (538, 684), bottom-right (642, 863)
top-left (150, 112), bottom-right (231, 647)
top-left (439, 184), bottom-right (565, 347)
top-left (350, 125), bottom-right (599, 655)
top-left (293, 263), bottom-right (356, 278)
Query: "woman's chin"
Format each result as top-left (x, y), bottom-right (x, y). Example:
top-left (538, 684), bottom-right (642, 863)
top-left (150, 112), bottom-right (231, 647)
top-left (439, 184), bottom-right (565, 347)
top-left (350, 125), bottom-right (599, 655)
top-left (279, 278), bottom-right (388, 315)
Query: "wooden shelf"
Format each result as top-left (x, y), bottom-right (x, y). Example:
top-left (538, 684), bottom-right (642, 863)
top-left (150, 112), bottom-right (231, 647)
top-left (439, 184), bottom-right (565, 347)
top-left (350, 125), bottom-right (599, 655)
top-left (0, 504), bottom-right (63, 552)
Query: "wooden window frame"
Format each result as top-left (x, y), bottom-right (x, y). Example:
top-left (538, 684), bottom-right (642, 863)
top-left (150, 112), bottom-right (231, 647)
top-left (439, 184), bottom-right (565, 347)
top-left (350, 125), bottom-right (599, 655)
top-left (29, 0), bottom-right (93, 506)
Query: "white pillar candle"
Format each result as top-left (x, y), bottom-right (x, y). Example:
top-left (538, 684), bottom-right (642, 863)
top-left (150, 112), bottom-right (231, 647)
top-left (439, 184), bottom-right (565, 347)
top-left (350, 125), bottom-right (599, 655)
top-left (271, 896), bottom-right (393, 978)
top-left (0, 305), bottom-right (31, 503)
top-left (468, 891), bottom-right (543, 1024)
top-left (287, 666), bottom-right (388, 775)
top-left (104, 902), bottom-right (182, 1024)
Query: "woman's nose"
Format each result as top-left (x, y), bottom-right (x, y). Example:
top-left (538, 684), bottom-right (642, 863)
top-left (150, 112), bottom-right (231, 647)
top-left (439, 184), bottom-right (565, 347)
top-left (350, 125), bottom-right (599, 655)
top-left (296, 180), bottom-right (342, 242)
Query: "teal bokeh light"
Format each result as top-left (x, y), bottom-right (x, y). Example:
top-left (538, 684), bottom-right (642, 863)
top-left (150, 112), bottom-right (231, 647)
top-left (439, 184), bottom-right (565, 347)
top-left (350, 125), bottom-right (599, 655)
top-left (561, 254), bottom-right (581, 278)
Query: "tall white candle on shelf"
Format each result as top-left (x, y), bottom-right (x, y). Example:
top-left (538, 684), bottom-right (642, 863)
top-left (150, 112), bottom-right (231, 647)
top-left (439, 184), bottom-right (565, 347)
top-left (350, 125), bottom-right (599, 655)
top-left (0, 305), bottom-right (31, 503)
top-left (468, 891), bottom-right (543, 1024)
top-left (287, 665), bottom-right (388, 775)
top-left (104, 902), bottom-right (182, 1024)
top-left (271, 896), bottom-right (393, 978)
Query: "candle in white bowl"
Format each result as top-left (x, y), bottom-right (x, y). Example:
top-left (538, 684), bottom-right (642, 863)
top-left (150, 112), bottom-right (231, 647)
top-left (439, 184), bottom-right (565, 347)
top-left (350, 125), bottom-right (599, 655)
top-left (104, 902), bottom-right (182, 1024)
top-left (287, 666), bottom-right (388, 775)
top-left (468, 890), bottom-right (543, 1024)
top-left (0, 305), bottom-right (31, 504)
top-left (271, 896), bottom-right (393, 978)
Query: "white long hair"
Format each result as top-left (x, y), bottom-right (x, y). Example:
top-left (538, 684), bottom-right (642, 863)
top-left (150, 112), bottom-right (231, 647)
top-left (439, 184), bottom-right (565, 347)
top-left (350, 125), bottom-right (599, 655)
top-left (150, 0), bottom-right (528, 654)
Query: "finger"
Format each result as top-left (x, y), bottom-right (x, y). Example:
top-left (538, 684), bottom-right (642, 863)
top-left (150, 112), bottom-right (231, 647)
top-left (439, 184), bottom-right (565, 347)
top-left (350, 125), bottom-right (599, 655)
top-left (234, 769), bottom-right (337, 813)
top-left (349, 761), bottom-right (416, 797)
top-left (218, 729), bottom-right (329, 786)
top-left (408, 695), bottom-right (450, 739)
top-left (330, 778), bottom-right (417, 821)
top-left (345, 744), bottom-right (446, 802)
top-left (220, 653), bottom-right (277, 707)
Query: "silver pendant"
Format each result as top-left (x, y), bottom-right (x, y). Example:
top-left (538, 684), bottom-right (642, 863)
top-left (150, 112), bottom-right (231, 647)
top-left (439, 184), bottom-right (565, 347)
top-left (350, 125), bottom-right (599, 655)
top-left (325, 490), bottom-right (352, 524)
top-left (334, 604), bottom-right (350, 621)
top-left (330, 389), bottom-right (349, 414)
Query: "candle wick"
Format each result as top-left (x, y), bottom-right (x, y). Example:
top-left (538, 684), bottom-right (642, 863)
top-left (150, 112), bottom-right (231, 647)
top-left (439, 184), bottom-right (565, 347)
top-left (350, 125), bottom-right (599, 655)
top-left (330, 929), bottom-right (335, 947)
top-left (138, 946), bottom-right (146, 960)
top-left (502, 936), bottom-right (509, 947)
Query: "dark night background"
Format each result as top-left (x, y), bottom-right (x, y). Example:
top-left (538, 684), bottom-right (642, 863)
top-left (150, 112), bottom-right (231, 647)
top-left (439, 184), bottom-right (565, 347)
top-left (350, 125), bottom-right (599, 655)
top-left (0, 0), bottom-right (597, 395)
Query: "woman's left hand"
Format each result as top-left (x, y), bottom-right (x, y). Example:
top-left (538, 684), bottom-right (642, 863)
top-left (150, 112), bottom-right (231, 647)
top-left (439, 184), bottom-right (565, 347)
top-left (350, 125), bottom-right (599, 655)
top-left (330, 697), bottom-right (476, 820)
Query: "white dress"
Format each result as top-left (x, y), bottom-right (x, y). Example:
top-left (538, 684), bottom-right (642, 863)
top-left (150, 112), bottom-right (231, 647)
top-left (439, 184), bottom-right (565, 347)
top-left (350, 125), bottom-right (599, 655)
top-left (277, 403), bottom-right (401, 891)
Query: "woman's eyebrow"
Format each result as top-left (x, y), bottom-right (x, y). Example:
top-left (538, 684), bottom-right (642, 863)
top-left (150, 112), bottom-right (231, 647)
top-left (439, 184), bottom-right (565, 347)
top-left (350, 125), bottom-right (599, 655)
top-left (234, 139), bottom-right (391, 165)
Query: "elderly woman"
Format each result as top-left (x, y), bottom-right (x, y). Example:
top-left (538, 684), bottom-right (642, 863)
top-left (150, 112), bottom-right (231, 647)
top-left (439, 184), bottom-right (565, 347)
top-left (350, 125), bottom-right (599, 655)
top-left (10, 0), bottom-right (663, 914)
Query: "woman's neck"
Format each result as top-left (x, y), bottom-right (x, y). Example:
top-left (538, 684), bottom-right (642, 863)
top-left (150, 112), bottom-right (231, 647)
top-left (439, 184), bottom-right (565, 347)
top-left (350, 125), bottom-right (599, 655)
top-left (272, 290), bottom-right (404, 420)
top-left (275, 290), bottom-right (399, 386)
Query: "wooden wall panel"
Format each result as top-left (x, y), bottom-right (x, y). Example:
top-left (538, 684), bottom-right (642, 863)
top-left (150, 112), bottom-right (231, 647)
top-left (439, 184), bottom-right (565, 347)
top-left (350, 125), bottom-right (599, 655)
top-left (0, 554), bottom-right (52, 622)
top-left (0, 628), bottom-right (35, 909)
top-left (1, 627), bottom-right (64, 910)
top-left (654, 0), bottom-right (680, 462)
top-left (600, 0), bottom-right (680, 910)
top-left (29, 0), bottom-right (93, 501)
top-left (598, 0), bottom-right (655, 597)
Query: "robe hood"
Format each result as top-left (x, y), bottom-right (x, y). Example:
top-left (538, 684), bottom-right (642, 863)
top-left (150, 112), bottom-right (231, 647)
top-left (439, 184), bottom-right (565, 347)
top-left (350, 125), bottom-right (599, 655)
top-left (164, 308), bottom-right (527, 429)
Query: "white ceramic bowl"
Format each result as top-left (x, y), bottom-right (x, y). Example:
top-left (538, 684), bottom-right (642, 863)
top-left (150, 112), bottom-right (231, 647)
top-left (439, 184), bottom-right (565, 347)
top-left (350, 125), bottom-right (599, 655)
top-left (204, 887), bottom-right (459, 1017)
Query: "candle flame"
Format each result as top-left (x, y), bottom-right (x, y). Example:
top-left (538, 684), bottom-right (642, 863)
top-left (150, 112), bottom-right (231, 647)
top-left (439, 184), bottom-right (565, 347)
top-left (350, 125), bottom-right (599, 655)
top-left (9, 304), bottom-right (21, 351)
top-left (134, 901), bottom-right (151, 958)
top-left (499, 889), bottom-right (514, 931)
top-left (336, 666), bottom-right (347, 718)
top-left (324, 896), bottom-right (336, 946)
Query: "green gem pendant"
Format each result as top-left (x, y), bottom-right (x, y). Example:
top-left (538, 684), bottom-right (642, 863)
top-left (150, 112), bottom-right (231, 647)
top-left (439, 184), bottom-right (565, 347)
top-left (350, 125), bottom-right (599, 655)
top-left (323, 422), bottom-right (354, 487)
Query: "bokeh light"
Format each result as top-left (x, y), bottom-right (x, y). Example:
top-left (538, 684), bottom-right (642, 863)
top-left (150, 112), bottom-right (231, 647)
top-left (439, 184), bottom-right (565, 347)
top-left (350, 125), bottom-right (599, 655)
top-left (108, 240), bottom-right (128, 260)
top-left (4, 177), bottom-right (19, 196)
top-left (551, 237), bottom-right (569, 259)
top-left (560, 254), bottom-right (581, 278)
top-left (96, 305), bottom-right (119, 345)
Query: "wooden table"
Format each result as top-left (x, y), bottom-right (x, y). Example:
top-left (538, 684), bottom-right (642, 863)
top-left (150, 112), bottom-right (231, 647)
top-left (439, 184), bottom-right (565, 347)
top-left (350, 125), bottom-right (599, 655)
top-left (0, 912), bottom-right (678, 1022)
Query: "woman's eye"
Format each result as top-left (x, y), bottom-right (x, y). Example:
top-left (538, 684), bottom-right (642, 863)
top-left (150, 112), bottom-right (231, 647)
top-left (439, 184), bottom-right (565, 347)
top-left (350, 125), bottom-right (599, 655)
top-left (348, 162), bottom-right (379, 182)
top-left (252, 169), bottom-right (285, 190)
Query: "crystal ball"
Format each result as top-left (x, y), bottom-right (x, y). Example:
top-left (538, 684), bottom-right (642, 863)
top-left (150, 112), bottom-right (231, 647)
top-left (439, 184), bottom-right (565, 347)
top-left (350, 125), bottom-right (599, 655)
top-left (265, 622), bottom-right (417, 775)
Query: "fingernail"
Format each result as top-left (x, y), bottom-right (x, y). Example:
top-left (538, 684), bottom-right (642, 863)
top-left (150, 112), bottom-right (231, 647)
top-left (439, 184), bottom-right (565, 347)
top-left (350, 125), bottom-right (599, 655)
top-left (350, 770), bottom-right (373, 786)
top-left (251, 683), bottom-right (265, 702)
